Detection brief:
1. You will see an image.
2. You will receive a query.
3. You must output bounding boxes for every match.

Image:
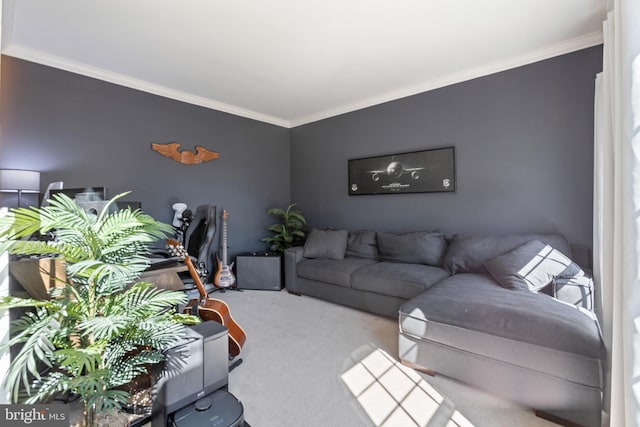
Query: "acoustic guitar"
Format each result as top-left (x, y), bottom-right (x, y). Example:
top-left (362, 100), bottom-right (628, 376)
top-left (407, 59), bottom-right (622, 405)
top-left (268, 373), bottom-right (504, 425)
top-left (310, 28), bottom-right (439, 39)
top-left (214, 209), bottom-right (236, 290)
top-left (166, 238), bottom-right (247, 358)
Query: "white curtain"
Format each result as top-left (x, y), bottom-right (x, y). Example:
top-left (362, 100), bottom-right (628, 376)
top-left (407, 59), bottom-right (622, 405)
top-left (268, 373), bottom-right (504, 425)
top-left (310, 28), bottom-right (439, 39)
top-left (594, 0), bottom-right (640, 426)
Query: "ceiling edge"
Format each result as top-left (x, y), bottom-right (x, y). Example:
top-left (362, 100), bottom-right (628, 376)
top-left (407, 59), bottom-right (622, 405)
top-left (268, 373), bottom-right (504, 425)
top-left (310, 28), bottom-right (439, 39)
top-left (288, 31), bottom-right (604, 128)
top-left (1, 44), bottom-right (292, 128)
top-left (2, 29), bottom-right (603, 130)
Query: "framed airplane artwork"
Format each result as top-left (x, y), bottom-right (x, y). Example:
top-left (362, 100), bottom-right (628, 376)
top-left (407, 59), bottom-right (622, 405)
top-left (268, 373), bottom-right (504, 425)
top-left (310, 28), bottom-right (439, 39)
top-left (348, 147), bottom-right (456, 195)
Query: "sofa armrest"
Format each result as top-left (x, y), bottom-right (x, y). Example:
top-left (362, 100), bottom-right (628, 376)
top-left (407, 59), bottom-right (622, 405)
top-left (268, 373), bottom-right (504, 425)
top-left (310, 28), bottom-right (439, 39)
top-left (284, 246), bottom-right (305, 293)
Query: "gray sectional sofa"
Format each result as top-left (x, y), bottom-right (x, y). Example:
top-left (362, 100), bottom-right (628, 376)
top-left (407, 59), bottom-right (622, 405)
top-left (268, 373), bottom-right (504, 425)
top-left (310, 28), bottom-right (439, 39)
top-left (284, 228), bottom-right (605, 427)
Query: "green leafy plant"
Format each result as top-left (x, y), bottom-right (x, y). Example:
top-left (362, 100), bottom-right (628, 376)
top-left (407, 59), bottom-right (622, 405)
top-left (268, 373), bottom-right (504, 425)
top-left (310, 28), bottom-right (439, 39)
top-left (260, 203), bottom-right (308, 254)
top-left (0, 193), bottom-right (199, 424)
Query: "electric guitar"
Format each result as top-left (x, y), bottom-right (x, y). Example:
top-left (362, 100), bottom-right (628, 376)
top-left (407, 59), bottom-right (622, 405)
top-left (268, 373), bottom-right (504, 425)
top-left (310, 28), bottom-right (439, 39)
top-left (166, 238), bottom-right (247, 358)
top-left (214, 210), bottom-right (236, 289)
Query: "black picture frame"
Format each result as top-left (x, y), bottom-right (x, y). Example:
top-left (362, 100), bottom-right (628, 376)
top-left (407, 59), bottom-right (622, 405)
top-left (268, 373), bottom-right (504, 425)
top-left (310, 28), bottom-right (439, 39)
top-left (348, 147), bottom-right (456, 195)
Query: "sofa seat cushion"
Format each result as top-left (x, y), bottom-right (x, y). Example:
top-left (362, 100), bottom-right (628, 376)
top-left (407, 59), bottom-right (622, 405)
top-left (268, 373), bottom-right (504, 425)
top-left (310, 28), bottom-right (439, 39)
top-left (351, 262), bottom-right (450, 299)
top-left (400, 273), bottom-right (604, 360)
top-left (297, 257), bottom-right (377, 288)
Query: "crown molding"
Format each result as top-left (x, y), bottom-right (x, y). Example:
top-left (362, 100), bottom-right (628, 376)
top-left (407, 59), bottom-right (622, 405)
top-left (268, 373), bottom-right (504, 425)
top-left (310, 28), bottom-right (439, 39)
top-left (288, 31), bottom-right (604, 127)
top-left (2, 30), bottom-right (603, 129)
top-left (1, 44), bottom-right (292, 128)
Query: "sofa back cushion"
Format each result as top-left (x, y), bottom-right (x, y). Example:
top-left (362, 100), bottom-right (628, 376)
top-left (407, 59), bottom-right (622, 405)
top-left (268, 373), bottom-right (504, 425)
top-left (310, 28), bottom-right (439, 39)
top-left (442, 233), bottom-right (572, 274)
top-left (346, 230), bottom-right (378, 260)
top-left (377, 230), bottom-right (447, 266)
top-left (303, 228), bottom-right (349, 260)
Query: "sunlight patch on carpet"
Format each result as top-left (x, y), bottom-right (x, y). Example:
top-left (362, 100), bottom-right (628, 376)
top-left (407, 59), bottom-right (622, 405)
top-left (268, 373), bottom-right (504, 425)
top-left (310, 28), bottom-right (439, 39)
top-left (341, 346), bottom-right (473, 427)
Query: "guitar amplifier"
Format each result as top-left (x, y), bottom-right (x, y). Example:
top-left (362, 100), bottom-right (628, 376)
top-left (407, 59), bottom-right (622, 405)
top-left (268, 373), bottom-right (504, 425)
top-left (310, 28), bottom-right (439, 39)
top-left (235, 252), bottom-right (282, 290)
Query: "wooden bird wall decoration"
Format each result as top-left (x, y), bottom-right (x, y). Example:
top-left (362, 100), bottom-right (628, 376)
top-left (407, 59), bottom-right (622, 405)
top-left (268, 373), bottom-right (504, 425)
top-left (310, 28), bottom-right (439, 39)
top-left (151, 142), bottom-right (220, 165)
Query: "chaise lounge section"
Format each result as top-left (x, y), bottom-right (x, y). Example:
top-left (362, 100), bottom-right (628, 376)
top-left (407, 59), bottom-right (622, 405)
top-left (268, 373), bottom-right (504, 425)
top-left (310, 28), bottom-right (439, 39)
top-left (399, 273), bottom-right (604, 427)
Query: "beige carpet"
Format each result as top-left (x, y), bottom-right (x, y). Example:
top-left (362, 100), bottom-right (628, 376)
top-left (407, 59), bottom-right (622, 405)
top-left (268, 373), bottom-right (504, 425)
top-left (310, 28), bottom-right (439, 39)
top-left (211, 289), bottom-right (558, 427)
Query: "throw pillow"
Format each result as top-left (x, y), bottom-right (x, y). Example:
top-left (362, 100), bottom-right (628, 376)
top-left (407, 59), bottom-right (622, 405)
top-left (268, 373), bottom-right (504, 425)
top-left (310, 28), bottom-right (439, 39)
top-left (346, 230), bottom-right (378, 260)
top-left (377, 230), bottom-right (447, 266)
top-left (442, 233), bottom-right (573, 275)
top-left (484, 239), bottom-right (584, 292)
top-left (553, 274), bottom-right (595, 311)
top-left (302, 228), bottom-right (349, 260)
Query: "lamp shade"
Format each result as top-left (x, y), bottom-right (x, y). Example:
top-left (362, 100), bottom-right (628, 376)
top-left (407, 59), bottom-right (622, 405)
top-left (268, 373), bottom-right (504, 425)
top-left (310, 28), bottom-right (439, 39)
top-left (0, 169), bottom-right (40, 192)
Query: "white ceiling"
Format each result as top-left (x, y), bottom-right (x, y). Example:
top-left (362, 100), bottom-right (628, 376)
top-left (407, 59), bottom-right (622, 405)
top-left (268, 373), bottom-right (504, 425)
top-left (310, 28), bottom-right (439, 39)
top-left (1, 0), bottom-right (605, 128)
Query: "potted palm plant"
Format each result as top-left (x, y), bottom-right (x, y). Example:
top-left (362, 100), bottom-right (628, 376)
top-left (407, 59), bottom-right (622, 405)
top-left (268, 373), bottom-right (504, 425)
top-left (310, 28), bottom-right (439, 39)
top-left (0, 192), bottom-right (199, 426)
top-left (260, 203), bottom-right (308, 255)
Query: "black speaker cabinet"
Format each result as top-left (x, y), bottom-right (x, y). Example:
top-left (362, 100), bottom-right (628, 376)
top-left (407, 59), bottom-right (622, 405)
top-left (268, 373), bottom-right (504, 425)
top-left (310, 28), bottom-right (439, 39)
top-left (151, 321), bottom-right (229, 427)
top-left (235, 252), bottom-right (282, 290)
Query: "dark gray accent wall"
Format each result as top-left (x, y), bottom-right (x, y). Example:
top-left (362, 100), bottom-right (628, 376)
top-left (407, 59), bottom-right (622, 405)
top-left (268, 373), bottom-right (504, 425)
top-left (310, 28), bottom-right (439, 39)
top-left (0, 56), bottom-right (291, 256)
top-left (290, 46), bottom-right (602, 248)
top-left (1, 46), bottom-right (602, 256)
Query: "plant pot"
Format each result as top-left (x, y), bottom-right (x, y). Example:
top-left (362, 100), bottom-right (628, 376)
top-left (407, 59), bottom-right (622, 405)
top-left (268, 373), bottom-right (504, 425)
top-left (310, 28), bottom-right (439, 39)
top-left (77, 404), bottom-right (129, 427)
